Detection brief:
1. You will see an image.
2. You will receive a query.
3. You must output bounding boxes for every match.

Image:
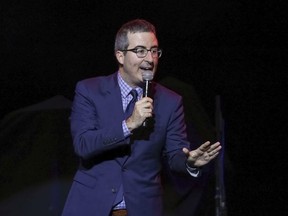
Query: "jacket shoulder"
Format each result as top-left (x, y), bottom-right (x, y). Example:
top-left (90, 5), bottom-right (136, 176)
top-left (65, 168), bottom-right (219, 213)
top-left (78, 73), bottom-right (116, 86)
top-left (75, 73), bottom-right (118, 92)
top-left (154, 82), bottom-right (182, 100)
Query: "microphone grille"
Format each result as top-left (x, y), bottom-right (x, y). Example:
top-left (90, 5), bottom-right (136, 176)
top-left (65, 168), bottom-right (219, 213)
top-left (142, 70), bottom-right (154, 81)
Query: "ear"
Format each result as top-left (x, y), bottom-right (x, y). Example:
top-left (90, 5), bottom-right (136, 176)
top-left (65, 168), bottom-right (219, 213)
top-left (115, 50), bottom-right (124, 65)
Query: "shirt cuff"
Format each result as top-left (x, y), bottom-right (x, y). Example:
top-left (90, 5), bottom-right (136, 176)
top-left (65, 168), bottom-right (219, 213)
top-left (122, 120), bottom-right (132, 137)
top-left (186, 163), bottom-right (200, 177)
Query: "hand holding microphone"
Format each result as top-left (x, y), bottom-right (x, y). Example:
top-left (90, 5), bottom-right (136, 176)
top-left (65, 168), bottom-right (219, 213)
top-left (125, 71), bottom-right (153, 132)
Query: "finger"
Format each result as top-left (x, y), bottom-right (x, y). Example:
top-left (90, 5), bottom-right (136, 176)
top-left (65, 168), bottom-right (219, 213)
top-left (182, 148), bottom-right (189, 155)
top-left (211, 142), bottom-right (220, 147)
top-left (208, 149), bottom-right (217, 156)
top-left (209, 142), bottom-right (221, 151)
top-left (199, 141), bottom-right (211, 151)
top-left (209, 152), bottom-right (220, 160)
top-left (210, 146), bottom-right (222, 155)
top-left (144, 103), bottom-right (153, 111)
top-left (142, 97), bottom-right (153, 103)
top-left (142, 106), bottom-right (153, 118)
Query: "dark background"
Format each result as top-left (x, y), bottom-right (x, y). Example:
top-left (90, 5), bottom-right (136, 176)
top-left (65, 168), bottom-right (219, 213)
top-left (1, 0), bottom-right (287, 215)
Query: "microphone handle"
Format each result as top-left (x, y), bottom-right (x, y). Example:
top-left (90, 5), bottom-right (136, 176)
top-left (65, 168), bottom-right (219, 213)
top-left (143, 80), bottom-right (150, 127)
top-left (143, 119), bottom-right (148, 127)
top-left (144, 80), bottom-right (149, 97)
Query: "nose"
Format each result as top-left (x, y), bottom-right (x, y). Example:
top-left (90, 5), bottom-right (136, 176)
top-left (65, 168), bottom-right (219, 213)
top-left (144, 50), bottom-right (154, 62)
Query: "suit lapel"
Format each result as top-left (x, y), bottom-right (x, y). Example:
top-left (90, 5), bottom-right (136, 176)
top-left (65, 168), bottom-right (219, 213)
top-left (103, 73), bottom-right (130, 165)
top-left (103, 73), bottom-right (126, 124)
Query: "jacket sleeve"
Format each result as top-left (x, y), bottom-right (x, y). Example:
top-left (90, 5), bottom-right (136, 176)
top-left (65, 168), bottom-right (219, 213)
top-left (164, 95), bottom-right (191, 174)
top-left (70, 80), bottom-right (129, 160)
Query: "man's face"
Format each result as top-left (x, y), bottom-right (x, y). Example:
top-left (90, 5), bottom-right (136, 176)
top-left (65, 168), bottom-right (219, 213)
top-left (117, 32), bottom-right (159, 88)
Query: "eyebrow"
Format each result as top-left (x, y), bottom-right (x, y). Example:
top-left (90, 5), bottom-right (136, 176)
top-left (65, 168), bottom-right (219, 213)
top-left (132, 45), bottom-right (159, 49)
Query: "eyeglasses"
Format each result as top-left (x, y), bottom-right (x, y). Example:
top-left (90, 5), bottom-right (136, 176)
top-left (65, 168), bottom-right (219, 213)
top-left (120, 46), bottom-right (162, 58)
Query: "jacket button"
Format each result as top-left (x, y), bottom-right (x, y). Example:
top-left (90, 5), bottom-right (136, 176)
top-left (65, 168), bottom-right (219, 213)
top-left (111, 188), bottom-right (116, 193)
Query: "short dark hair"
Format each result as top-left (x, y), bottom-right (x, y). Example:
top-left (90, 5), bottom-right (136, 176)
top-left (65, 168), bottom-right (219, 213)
top-left (114, 19), bottom-right (156, 53)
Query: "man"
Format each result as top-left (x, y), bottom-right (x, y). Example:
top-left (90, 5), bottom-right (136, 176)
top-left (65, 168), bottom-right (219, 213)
top-left (62, 19), bottom-right (221, 216)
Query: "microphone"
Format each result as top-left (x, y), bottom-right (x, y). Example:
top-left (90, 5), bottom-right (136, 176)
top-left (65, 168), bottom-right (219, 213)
top-left (142, 70), bottom-right (154, 127)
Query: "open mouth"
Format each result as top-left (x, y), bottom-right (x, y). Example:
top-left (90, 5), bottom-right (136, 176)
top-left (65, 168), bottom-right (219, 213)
top-left (140, 66), bottom-right (153, 71)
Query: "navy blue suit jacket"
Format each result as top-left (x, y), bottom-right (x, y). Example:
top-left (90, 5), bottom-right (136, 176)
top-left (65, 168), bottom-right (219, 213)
top-left (62, 72), bottom-right (191, 216)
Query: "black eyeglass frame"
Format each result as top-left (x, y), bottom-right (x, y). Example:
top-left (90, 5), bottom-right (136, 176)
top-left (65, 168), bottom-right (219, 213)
top-left (120, 46), bottom-right (162, 58)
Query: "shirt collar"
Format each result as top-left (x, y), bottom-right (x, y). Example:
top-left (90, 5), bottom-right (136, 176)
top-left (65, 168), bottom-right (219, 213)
top-left (117, 72), bottom-right (142, 98)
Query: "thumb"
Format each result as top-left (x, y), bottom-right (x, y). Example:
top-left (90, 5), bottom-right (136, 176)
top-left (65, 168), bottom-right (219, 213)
top-left (182, 148), bottom-right (189, 155)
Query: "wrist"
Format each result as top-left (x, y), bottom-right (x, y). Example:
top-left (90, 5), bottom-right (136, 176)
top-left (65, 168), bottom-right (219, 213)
top-left (126, 117), bottom-right (137, 132)
top-left (186, 160), bottom-right (201, 169)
